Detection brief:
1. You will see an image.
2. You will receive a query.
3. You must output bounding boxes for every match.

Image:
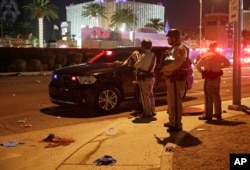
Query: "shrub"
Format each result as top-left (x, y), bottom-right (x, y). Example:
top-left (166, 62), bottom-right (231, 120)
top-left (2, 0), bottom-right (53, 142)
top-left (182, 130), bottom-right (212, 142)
top-left (55, 54), bottom-right (67, 67)
top-left (67, 52), bottom-right (83, 65)
top-left (39, 54), bottom-right (56, 70)
top-left (28, 59), bottom-right (42, 71)
top-left (7, 59), bottom-right (27, 72)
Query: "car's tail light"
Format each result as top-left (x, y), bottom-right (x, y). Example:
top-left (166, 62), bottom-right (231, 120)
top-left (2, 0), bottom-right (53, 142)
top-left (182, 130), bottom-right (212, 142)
top-left (71, 76), bottom-right (77, 81)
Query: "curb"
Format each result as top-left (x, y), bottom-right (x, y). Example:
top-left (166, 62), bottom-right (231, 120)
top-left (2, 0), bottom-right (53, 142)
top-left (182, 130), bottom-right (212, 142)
top-left (0, 71), bottom-right (52, 76)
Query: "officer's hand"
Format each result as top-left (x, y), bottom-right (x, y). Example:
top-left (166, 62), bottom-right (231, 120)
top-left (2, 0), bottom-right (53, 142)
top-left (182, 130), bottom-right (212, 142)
top-left (132, 81), bottom-right (138, 84)
top-left (160, 66), bottom-right (172, 76)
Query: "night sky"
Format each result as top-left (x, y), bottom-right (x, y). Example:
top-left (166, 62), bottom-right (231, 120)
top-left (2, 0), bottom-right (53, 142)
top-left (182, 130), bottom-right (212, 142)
top-left (6, 0), bottom-right (249, 40)
top-left (53, 0), bottom-right (250, 32)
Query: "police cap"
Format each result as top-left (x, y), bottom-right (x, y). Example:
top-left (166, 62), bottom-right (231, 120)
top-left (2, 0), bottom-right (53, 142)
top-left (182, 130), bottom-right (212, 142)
top-left (141, 39), bottom-right (152, 50)
top-left (166, 29), bottom-right (181, 40)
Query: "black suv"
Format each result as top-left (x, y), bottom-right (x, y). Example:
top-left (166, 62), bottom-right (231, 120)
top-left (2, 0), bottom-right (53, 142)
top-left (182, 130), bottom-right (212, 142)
top-left (49, 47), bottom-right (194, 113)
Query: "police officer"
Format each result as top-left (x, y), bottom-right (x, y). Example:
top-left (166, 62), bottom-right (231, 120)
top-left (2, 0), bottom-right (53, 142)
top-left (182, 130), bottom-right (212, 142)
top-left (132, 39), bottom-right (156, 118)
top-left (160, 28), bottom-right (187, 132)
top-left (196, 42), bottom-right (230, 120)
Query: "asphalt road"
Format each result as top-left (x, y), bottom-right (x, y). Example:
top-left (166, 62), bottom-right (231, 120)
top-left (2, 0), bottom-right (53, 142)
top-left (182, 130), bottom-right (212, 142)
top-left (0, 67), bottom-right (250, 137)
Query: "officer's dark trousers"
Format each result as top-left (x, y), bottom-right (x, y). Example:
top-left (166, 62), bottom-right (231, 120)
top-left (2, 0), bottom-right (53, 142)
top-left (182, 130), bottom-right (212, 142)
top-left (166, 78), bottom-right (186, 129)
top-left (138, 77), bottom-right (155, 116)
top-left (204, 77), bottom-right (222, 118)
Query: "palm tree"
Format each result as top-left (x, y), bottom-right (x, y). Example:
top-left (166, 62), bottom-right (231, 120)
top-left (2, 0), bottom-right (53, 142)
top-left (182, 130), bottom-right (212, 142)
top-left (82, 2), bottom-right (107, 27)
top-left (23, 0), bottom-right (58, 48)
top-left (144, 18), bottom-right (164, 32)
top-left (110, 8), bottom-right (136, 31)
top-left (15, 21), bottom-right (33, 39)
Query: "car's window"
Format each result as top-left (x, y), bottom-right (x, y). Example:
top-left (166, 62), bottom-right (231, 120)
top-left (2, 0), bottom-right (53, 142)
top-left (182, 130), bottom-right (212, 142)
top-left (88, 51), bottom-right (132, 64)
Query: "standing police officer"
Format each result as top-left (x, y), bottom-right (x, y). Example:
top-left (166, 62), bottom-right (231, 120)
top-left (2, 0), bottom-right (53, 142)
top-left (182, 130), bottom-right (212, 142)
top-left (196, 42), bottom-right (230, 120)
top-left (160, 29), bottom-right (188, 132)
top-left (132, 39), bottom-right (156, 118)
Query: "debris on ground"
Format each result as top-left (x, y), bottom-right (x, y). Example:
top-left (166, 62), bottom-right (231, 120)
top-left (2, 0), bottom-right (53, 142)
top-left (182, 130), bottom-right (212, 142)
top-left (1, 141), bottom-right (25, 147)
top-left (104, 127), bottom-right (119, 136)
top-left (17, 118), bottom-right (27, 123)
top-left (23, 124), bottom-right (32, 128)
top-left (165, 146), bottom-right (175, 152)
top-left (18, 118), bottom-right (32, 128)
top-left (94, 155), bottom-right (117, 166)
top-left (196, 128), bottom-right (206, 131)
top-left (42, 133), bottom-right (75, 148)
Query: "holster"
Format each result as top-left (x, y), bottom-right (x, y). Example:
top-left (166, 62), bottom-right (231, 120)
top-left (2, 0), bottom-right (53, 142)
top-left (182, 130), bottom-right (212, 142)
top-left (137, 70), bottom-right (154, 81)
top-left (202, 70), bottom-right (223, 80)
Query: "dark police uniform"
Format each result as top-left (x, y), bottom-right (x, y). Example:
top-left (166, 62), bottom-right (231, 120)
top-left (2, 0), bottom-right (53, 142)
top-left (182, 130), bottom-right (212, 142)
top-left (196, 43), bottom-right (230, 120)
top-left (132, 49), bottom-right (156, 117)
top-left (161, 43), bottom-right (187, 130)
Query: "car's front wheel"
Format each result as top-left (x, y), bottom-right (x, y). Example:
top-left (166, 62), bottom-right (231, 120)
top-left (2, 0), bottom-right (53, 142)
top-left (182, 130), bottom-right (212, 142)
top-left (95, 86), bottom-right (121, 113)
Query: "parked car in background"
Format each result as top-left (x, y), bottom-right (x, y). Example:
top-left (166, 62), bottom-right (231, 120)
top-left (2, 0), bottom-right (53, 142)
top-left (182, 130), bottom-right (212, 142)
top-left (221, 48), bottom-right (233, 65)
top-left (220, 48), bottom-right (250, 65)
top-left (241, 48), bottom-right (250, 65)
top-left (49, 47), bottom-right (194, 113)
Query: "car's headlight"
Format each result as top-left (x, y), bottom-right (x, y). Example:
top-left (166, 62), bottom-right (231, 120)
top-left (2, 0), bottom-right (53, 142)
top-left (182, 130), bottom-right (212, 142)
top-left (76, 76), bottom-right (97, 84)
top-left (52, 73), bottom-right (58, 80)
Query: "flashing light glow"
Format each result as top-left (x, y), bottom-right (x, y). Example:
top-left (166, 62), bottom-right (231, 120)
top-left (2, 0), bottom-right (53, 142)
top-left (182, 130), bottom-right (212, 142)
top-left (244, 48), bottom-right (250, 53)
top-left (94, 0), bottom-right (104, 3)
top-left (105, 51), bottom-right (114, 56)
top-left (71, 76), bottom-right (77, 81)
top-left (216, 48), bottom-right (223, 53)
top-left (53, 74), bottom-right (58, 80)
top-left (116, 0), bottom-right (127, 2)
top-left (58, 44), bottom-right (68, 48)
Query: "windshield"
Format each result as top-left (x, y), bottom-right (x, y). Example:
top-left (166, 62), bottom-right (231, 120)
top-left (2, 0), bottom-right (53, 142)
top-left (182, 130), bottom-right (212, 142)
top-left (88, 50), bottom-right (132, 64)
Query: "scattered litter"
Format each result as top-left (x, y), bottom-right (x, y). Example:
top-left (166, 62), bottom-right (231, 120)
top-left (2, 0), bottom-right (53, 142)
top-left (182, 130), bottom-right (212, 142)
top-left (17, 118), bottom-right (27, 123)
top-left (23, 124), bottom-right (32, 128)
top-left (12, 94), bottom-right (16, 96)
top-left (43, 133), bottom-right (75, 148)
top-left (35, 80), bottom-right (41, 83)
top-left (165, 146), bottom-right (175, 152)
top-left (197, 128), bottom-right (205, 131)
top-left (56, 116), bottom-right (61, 119)
top-left (105, 127), bottom-right (119, 136)
top-left (94, 155), bottom-right (117, 166)
top-left (1, 141), bottom-right (25, 147)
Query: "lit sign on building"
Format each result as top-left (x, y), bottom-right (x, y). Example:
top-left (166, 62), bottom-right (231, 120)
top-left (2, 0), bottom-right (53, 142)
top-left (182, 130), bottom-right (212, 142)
top-left (61, 21), bottom-right (71, 41)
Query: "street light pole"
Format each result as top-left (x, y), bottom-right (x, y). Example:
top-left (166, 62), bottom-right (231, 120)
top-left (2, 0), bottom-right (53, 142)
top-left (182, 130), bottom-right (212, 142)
top-left (133, 0), bottom-right (136, 47)
top-left (0, 18), bottom-right (3, 45)
top-left (199, 0), bottom-right (202, 55)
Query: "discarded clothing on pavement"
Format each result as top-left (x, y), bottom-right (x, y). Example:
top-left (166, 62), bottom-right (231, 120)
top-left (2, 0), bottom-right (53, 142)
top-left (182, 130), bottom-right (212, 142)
top-left (43, 133), bottom-right (75, 148)
top-left (94, 155), bottom-right (117, 166)
top-left (1, 141), bottom-right (25, 147)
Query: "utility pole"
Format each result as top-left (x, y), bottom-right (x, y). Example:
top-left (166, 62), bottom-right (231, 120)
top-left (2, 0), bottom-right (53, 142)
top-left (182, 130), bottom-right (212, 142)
top-left (228, 0), bottom-right (247, 111)
top-left (199, 0), bottom-right (202, 56)
top-left (133, 0), bottom-right (136, 47)
top-left (0, 18), bottom-right (3, 45)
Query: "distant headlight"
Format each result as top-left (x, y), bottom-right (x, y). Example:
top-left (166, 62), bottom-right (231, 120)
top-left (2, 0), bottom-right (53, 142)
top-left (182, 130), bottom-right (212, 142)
top-left (76, 76), bottom-right (97, 84)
